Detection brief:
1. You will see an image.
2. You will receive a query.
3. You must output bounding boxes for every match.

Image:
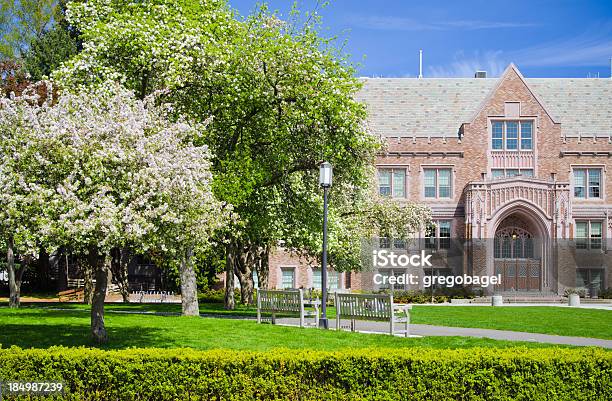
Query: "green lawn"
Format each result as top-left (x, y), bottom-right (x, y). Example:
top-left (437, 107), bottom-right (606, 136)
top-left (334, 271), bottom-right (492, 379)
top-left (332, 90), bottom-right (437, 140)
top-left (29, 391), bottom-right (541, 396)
top-left (0, 307), bottom-right (563, 350)
top-left (414, 306), bottom-right (612, 339)
top-left (8, 302), bottom-right (611, 339)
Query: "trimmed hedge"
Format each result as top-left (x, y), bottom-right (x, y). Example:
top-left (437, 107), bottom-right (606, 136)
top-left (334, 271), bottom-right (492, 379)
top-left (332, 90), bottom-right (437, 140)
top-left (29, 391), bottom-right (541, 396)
top-left (0, 347), bottom-right (610, 400)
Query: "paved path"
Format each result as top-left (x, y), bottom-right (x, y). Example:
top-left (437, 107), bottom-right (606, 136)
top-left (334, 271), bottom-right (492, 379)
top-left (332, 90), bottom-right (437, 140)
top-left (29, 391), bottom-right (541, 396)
top-left (273, 317), bottom-right (612, 348)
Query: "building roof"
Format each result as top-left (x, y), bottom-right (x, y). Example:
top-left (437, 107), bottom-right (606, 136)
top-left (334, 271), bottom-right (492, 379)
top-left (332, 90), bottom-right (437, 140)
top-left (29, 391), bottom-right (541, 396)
top-left (356, 73), bottom-right (612, 138)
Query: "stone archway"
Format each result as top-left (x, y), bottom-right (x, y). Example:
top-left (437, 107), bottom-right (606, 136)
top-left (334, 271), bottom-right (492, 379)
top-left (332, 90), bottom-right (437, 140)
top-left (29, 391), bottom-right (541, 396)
top-left (493, 214), bottom-right (542, 291)
top-left (484, 200), bottom-right (553, 293)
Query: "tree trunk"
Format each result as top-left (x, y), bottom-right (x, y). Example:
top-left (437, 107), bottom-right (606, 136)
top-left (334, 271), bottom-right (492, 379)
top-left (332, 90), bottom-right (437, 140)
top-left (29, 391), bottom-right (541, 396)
top-left (83, 249), bottom-right (96, 304)
top-left (231, 241), bottom-right (258, 305)
top-left (111, 247), bottom-right (130, 303)
top-left (255, 244), bottom-right (270, 290)
top-left (37, 248), bottom-right (51, 291)
top-left (235, 267), bottom-right (253, 305)
top-left (179, 246), bottom-right (199, 316)
top-left (7, 236), bottom-right (22, 308)
top-left (224, 243), bottom-right (235, 310)
top-left (91, 249), bottom-right (109, 344)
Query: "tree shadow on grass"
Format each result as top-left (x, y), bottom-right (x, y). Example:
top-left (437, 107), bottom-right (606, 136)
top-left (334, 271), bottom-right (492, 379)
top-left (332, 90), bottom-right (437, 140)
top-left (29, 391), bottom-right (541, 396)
top-left (0, 323), bottom-right (171, 349)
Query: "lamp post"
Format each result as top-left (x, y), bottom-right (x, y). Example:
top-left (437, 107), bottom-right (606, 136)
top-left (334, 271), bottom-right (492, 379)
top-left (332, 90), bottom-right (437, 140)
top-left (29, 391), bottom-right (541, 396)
top-left (319, 162), bottom-right (332, 329)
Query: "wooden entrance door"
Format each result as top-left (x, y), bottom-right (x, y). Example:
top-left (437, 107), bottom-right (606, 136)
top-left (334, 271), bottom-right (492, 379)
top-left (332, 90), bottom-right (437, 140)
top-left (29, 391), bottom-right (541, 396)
top-left (493, 226), bottom-right (541, 292)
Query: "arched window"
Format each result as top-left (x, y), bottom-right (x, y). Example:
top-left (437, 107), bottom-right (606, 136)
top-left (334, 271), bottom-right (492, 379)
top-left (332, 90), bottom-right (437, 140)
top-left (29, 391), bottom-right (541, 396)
top-left (494, 227), bottom-right (534, 259)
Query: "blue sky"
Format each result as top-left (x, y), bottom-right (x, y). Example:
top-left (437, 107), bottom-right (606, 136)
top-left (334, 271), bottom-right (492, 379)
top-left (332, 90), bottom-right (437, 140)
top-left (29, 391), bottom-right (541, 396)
top-left (228, 0), bottom-right (612, 78)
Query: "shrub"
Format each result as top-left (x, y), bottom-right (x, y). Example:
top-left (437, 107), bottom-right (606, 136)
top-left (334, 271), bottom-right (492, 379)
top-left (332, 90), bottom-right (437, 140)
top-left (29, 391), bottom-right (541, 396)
top-left (0, 347), bottom-right (609, 400)
top-left (376, 288), bottom-right (479, 304)
top-left (198, 288), bottom-right (241, 304)
top-left (599, 288), bottom-right (612, 299)
top-left (564, 287), bottom-right (587, 298)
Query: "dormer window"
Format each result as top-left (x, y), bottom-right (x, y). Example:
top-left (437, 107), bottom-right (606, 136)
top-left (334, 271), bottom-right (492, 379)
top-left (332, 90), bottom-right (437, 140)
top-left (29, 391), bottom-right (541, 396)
top-left (491, 121), bottom-right (533, 150)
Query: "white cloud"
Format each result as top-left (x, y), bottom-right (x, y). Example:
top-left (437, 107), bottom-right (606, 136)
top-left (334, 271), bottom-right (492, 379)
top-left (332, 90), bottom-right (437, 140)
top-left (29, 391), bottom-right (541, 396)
top-left (427, 51), bottom-right (507, 77)
top-left (350, 16), bottom-right (536, 31)
top-left (426, 22), bottom-right (612, 77)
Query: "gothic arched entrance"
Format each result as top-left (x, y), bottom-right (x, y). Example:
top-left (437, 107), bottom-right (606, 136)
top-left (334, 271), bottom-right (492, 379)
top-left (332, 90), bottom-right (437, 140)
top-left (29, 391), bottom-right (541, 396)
top-left (493, 215), bottom-right (542, 291)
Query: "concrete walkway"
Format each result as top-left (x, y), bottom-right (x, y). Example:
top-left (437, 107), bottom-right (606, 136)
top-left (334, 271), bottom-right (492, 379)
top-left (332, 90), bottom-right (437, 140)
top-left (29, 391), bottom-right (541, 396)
top-left (273, 317), bottom-right (612, 348)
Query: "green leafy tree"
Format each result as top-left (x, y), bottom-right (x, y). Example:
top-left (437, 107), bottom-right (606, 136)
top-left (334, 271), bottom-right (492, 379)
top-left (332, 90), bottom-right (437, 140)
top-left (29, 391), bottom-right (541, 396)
top-left (54, 0), bottom-right (431, 308)
top-left (0, 0), bottom-right (60, 59)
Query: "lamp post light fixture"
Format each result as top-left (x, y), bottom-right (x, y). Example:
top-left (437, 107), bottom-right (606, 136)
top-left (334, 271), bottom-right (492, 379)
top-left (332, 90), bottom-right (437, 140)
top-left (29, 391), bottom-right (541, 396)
top-left (319, 162), bottom-right (332, 329)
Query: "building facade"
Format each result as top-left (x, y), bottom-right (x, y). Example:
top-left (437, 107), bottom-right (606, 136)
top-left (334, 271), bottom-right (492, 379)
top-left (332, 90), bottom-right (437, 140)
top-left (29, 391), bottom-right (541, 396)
top-left (270, 64), bottom-right (612, 297)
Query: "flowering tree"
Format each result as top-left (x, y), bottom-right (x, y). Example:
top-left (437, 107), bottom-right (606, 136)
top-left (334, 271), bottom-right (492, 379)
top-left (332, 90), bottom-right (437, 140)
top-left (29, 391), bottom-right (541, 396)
top-left (0, 84), bottom-right (60, 307)
top-left (0, 83), bottom-right (226, 341)
top-left (53, 0), bottom-right (431, 308)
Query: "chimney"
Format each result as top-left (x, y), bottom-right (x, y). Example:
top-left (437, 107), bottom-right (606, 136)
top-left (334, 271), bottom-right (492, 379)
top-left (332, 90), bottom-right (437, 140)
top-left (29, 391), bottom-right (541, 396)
top-left (475, 70), bottom-right (487, 78)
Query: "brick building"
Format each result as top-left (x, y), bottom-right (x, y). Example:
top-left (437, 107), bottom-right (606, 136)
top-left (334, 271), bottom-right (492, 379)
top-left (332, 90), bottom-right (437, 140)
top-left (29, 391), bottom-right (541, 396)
top-left (268, 64), bottom-right (612, 297)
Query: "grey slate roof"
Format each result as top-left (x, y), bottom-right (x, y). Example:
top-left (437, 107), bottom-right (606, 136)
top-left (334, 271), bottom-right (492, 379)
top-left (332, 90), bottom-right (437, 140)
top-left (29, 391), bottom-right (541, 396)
top-left (356, 77), bottom-right (612, 138)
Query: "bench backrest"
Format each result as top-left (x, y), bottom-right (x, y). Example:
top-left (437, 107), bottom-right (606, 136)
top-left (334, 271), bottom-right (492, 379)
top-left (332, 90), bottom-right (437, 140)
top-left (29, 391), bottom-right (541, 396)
top-left (258, 290), bottom-right (302, 313)
top-left (335, 293), bottom-right (393, 320)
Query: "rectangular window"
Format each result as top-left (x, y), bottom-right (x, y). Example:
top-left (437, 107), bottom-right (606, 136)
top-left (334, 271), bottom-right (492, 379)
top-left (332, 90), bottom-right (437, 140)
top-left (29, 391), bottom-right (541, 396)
top-left (378, 169), bottom-right (391, 196)
top-left (281, 268), bottom-right (295, 289)
top-left (425, 225), bottom-right (436, 249)
top-left (575, 221), bottom-right (603, 250)
top-left (393, 169), bottom-right (405, 198)
top-left (588, 169), bottom-right (601, 199)
top-left (492, 122), bottom-right (503, 150)
top-left (438, 169), bottom-right (451, 198)
top-left (328, 271), bottom-right (339, 290)
top-left (312, 269), bottom-right (321, 289)
top-left (573, 168), bottom-right (602, 199)
top-left (378, 168), bottom-right (406, 198)
top-left (506, 169), bottom-right (519, 177)
top-left (505, 122), bottom-right (518, 150)
top-left (438, 221), bottom-right (451, 249)
top-left (426, 220), bottom-right (451, 250)
top-left (424, 169), bottom-right (436, 198)
top-left (590, 222), bottom-right (602, 250)
top-left (574, 169), bottom-right (586, 198)
top-left (313, 269), bottom-right (339, 289)
top-left (379, 237), bottom-right (391, 249)
top-left (491, 169), bottom-right (534, 179)
top-left (491, 120), bottom-right (534, 150)
top-left (424, 168), bottom-right (452, 198)
top-left (393, 238), bottom-right (406, 249)
top-left (520, 121), bottom-right (532, 149)
top-left (491, 169), bottom-right (505, 179)
top-left (576, 269), bottom-right (604, 296)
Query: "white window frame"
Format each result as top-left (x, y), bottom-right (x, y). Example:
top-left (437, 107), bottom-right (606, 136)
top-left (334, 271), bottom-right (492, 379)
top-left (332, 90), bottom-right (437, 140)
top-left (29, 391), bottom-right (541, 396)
top-left (571, 166), bottom-right (604, 201)
top-left (280, 266), bottom-right (296, 289)
top-left (422, 167), bottom-right (453, 199)
top-left (425, 220), bottom-right (452, 250)
top-left (490, 168), bottom-right (534, 179)
top-left (490, 119), bottom-right (535, 151)
top-left (377, 167), bottom-right (408, 199)
top-left (574, 220), bottom-right (604, 251)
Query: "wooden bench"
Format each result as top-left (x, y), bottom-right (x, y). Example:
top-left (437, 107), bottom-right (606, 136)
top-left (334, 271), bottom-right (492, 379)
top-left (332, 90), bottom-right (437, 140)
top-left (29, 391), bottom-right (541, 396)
top-left (58, 288), bottom-right (83, 302)
top-left (130, 291), bottom-right (175, 303)
top-left (334, 293), bottom-right (411, 337)
top-left (257, 289), bottom-right (320, 328)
